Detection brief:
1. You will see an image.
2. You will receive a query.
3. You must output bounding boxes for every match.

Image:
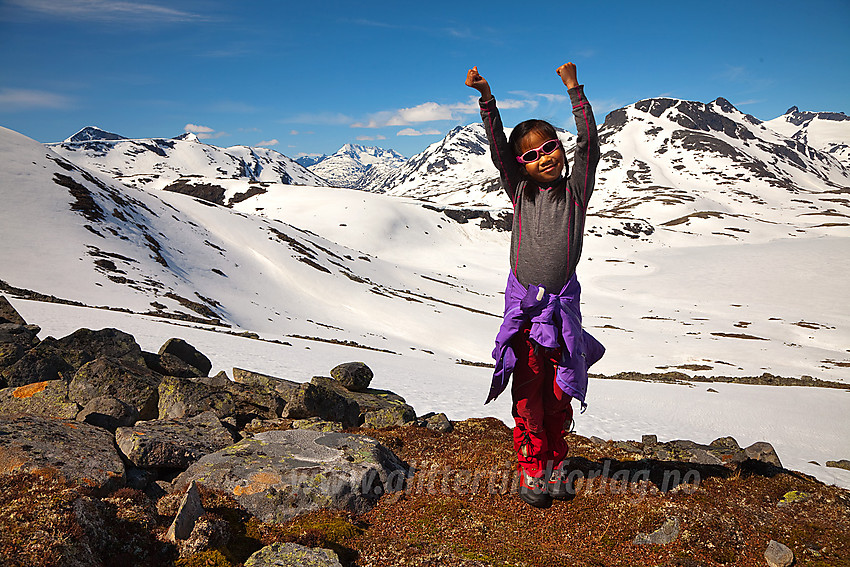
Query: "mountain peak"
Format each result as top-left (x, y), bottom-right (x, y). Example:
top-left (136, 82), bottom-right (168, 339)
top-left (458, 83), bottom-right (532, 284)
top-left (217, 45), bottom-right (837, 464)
top-left (65, 126), bottom-right (127, 143)
top-left (173, 132), bottom-right (200, 142)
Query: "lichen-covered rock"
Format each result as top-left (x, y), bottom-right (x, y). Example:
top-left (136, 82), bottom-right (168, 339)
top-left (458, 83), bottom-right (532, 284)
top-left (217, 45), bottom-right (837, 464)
top-left (172, 429), bottom-right (408, 523)
top-left (76, 395), bottom-right (139, 432)
top-left (245, 542), bottom-right (343, 567)
top-left (330, 362), bottom-right (372, 392)
top-left (233, 367), bottom-right (301, 396)
top-left (159, 337), bottom-right (212, 376)
top-left (363, 404), bottom-right (417, 429)
top-left (116, 411), bottom-right (236, 468)
top-left (69, 356), bottom-right (162, 420)
top-left (285, 376), bottom-right (416, 428)
top-left (0, 380), bottom-right (79, 419)
top-left (0, 416), bottom-right (125, 495)
top-left (158, 375), bottom-right (235, 420)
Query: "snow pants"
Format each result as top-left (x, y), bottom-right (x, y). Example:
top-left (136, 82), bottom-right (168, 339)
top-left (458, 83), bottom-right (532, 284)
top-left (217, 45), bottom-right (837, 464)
top-left (511, 325), bottom-right (573, 477)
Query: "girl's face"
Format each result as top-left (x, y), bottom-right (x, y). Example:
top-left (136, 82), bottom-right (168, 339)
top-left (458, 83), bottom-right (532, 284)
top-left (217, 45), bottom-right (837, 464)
top-left (518, 129), bottom-right (565, 185)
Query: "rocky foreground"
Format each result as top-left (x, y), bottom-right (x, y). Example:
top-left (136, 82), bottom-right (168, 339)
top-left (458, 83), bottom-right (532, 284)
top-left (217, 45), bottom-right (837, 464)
top-left (0, 295), bottom-right (848, 566)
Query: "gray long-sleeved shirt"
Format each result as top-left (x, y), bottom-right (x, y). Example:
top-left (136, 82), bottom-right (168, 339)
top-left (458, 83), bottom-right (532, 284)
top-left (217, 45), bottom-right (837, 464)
top-left (479, 85), bottom-right (599, 292)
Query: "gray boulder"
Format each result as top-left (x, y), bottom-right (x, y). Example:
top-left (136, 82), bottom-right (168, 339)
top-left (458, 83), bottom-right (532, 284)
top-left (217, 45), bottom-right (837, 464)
top-left (172, 429), bottom-right (408, 523)
top-left (69, 356), bottom-right (162, 420)
top-left (245, 542), bottom-right (343, 567)
top-left (633, 517), bottom-right (680, 545)
top-left (159, 338), bottom-right (212, 376)
top-left (143, 350), bottom-right (205, 378)
top-left (0, 295), bottom-right (27, 325)
top-left (157, 375), bottom-right (235, 420)
top-left (0, 322), bottom-right (40, 347)
top-left (53, 327), bottom-right (146, 369)
top-left (0, 340), bottom-right (75, 387)
top-left (76, 395), bottom-right (139, 431)
top-left (0, 380), bottom-right (79, 419)
top-left (744, 441), bottom-right (783, 468)
top-left (0, 416), bottom-right (124, 495)
top-left (330, 361), bottom-right (372, 392)
top-left (116, 411), bottom-right (236, 468)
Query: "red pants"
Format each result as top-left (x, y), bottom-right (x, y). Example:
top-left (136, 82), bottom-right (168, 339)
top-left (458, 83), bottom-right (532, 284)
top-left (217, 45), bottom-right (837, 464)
top-left (511, 327), bottom-right (573, 477)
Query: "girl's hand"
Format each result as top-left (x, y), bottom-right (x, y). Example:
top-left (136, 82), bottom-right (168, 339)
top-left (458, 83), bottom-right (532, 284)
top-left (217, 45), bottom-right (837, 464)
top-left (557, 62), bottom-right (579, 90)
top-left (465, 66), bottom-right (492, 99)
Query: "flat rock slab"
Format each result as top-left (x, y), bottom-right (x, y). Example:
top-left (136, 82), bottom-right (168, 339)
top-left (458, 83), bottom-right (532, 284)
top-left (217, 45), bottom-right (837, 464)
top-left (0, 416), bottom-right (124, 495)
top-left (116, 411), bottom-right (236, 468)
top-left (245, 542), bottom-right (343, 567)
top-left (173, 429), bottom-right (408, 523)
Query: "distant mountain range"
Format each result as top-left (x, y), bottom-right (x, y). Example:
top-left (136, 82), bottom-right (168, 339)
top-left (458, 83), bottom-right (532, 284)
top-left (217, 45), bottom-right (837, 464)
top-left (48, 128), bottom-right (328, 192)
top-left (296, 144), bottom-right (406, 189)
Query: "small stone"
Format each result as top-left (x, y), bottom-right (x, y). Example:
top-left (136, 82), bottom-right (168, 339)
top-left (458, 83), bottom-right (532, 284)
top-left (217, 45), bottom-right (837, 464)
top-left (764, 539), bottom-right (794, 567)
top-left (330, 362), bottom-right (373, 392)
top-left (706, 387), bottom-right (719, 393)
top-left (641, 434), bottom-right (658, 446)
top-left (778, 490), bottom-right (812, 507)
top-left (423, 412), bottom-right (453, 433)
top-left (633, 517), bottom-right (680, 545)
top-left (166, 481), bottom-right (204, 542)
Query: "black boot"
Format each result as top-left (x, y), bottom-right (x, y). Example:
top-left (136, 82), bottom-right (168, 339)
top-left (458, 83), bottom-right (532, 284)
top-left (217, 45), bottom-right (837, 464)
top-left (518, 469), bottom-right (552, 508)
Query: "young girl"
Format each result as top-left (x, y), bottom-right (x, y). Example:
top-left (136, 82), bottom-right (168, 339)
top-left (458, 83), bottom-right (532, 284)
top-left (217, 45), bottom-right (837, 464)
top-left (466, 63), bottom-right (605, 508)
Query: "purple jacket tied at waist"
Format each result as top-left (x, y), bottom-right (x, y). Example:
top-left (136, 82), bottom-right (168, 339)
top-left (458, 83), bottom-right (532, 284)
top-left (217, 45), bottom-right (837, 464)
top-left (488, 271), bottom-right (604, 408)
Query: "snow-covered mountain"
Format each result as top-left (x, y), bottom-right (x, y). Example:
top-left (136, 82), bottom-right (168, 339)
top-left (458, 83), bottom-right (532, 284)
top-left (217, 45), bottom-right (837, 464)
top-left (764, 106), bottom-right (850, 166)
top-left (300, 143), bottom-right (406, 189)
top-left (48, 127), bottom-right (327, 191)
top-left (370, 97), bottom-right (850, 245)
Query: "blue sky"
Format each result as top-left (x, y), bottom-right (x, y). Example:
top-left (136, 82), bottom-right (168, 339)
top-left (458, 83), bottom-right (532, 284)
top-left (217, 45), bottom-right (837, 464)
top-left (1, 0), bottom-right (848, 159)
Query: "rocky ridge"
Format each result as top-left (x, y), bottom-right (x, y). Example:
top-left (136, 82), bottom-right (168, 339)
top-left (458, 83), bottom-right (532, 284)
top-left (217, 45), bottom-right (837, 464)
top-left (1, 297), bottom-right (848, 566)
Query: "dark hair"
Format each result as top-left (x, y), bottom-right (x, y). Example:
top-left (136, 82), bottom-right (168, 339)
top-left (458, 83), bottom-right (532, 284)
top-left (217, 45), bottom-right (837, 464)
top-left (508, 119), bottom-right (567, 188)
top-left (508, 119), bottom-right (558, 158)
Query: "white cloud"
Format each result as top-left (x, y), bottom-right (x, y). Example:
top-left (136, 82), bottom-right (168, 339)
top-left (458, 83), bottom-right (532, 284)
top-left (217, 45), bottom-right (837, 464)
top-left (256, 139), bottom-right (279, 147)
top-left (397, 128), bottom-right (442, 137)
top-left (7, 0), bottom-right (207, 22)
top-left (0, 88), bottom-right (71, 110)
top-left (356, 135), bottom-right (387, 141)
top-left (184, 123), bottom-right (214, 133)
top-left (184, 123), bottom-right (227, 139)
top-left (290, 130), bottom-right (299, 136)
top-left (352, 96), bottom-right (534, 129)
